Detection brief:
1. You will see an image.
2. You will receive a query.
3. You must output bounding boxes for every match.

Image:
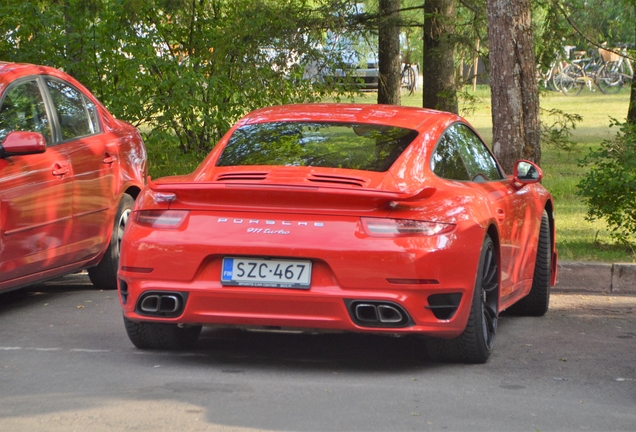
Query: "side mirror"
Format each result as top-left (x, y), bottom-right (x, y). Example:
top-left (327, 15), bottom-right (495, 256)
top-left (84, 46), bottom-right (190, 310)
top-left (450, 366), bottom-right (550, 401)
top-left (513, 160), bottom-right (543, 184)
top-left (0, 131), bottom-right (47, 158)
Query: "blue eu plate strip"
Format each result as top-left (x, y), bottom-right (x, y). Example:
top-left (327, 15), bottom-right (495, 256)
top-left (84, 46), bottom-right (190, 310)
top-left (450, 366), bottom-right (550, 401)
top-left (222, 258), bottom-right (234, 281)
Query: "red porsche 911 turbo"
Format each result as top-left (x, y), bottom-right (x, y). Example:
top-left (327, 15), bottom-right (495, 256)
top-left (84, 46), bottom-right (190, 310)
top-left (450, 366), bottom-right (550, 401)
top-left (118, 104), bottom-right (556, 363)
top-left (0, 62), bottom-right (146, 292)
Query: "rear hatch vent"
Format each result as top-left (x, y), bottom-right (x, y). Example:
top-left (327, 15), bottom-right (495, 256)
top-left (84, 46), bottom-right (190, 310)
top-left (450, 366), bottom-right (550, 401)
top-left (307, 173), bottom-right (367, 187)
top-left (215, 172), bottom-right (268, 182)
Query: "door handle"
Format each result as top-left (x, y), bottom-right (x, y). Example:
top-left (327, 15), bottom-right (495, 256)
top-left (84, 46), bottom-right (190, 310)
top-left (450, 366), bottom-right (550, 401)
top-left (52, 163), bottom-right (69, 177)
top-left (103, 155), bottom-right (117, 164)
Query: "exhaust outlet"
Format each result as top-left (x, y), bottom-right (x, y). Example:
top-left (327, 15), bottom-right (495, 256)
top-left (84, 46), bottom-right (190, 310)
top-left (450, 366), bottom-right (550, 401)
top-left (158, 295), bottom-right (180, 313)
top-left (355, 304), bottom-right (379, 323)
top-left (136, 292), bottom-right (188, 318)
top-left (140, 295), bottom-right (160, 313)
top-left (346, 300), bottom-right (412, 328)
top-left (377, 305), bottom-right (403, 323)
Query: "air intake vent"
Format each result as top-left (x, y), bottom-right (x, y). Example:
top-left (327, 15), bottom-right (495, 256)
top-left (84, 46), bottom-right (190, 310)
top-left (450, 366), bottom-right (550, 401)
top-left (426, 293), bottom-right (463, 320)
top-left (216, 172), bottom-right (268, 182)
top-left (308, 173), bottom-right (366, 187)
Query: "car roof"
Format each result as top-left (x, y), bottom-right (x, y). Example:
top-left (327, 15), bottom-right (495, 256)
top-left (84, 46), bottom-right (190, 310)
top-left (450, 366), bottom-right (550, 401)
top-left (1, 61), bottom-right (79, 83)
top-left (0, 61), bottom-right (115, 125)
top-left (240, 103), bottom-right (464, 132)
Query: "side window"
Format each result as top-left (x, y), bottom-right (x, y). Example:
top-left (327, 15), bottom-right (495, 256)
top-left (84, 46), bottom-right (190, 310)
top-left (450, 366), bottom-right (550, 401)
top-left (84, 96), bottom-right (100, 133)
top-left (46, 79), bottom-right (98, 141)
top-left (430, 130), bottom-right (471, 181)
top-left (454, 124), bottom-right (502, 181)
top-left (0, 80), bottom-right (52, 145)
top-left (431, 124), bottom-right (502, 182)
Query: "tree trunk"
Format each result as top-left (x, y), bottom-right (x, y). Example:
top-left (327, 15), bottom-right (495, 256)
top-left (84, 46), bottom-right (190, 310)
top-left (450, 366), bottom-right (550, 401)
top-left (423, 0), bottom-right (457, 113)
top-left (628, 4), bottom-right (636, 125)
top-left (486, 0), bottom-right (540, 173)
top-left (377, 0), bottom-right (401, 105)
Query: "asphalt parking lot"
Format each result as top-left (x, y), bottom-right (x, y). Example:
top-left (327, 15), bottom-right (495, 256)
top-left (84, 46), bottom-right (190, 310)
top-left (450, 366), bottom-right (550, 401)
top-left (0, 272), bottom-right (634, 431)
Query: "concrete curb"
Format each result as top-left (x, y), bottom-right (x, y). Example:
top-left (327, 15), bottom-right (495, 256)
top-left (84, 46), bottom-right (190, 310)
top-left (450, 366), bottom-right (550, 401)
top-left (554, 261), bottom-right (636, 294)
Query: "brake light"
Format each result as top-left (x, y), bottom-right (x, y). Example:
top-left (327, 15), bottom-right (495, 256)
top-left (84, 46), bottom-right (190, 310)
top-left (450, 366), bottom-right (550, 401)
top-left (133, 210), bottom-right (189, 228)
top-left (361, 217), bottom-right (455, 237)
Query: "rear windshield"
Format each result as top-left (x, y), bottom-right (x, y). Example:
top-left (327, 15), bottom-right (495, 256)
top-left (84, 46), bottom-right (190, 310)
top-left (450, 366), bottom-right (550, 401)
top-left (216, 121), bottom-right (418, 172)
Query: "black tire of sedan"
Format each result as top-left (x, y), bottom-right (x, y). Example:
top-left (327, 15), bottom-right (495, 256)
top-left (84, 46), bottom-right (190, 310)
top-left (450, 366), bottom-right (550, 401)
top-left (508, 210), bottom-right (551, 316)
top-left (88, 193), bottom-right (134, 290)
top-left (124, 317), bottom-right (202, 350)
top-left (427, 235), bottom-right (499, 364)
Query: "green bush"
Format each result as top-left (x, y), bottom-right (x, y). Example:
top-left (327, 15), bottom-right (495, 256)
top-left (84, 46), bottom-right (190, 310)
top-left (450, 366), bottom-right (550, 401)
top-left (577, 120), bottom-right (636, 246)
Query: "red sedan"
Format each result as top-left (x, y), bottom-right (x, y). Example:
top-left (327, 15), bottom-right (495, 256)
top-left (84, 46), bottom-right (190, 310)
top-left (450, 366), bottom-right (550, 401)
top-left (0, 62), bottom-right (146, 292)
top-left (118, 104), bottom-right (556, 363)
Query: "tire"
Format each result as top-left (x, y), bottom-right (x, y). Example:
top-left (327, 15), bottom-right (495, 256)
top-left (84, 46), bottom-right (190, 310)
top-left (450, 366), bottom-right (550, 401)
top-left (88, 193), bottom-right (134, 290)
top-left (124, 316), bottom-right (202, 350)
top-left (401, 66), bottom-right (416, 95)
top-left (509, 210), bottom-right (551, 317)
top-left (427, 235), bottom-right (499, 364)
top-left (550, 62), bottom-right (566, 92)
top-left (620, 60), bottom-right (633, 85)
top-left (596, 64), bottom-right (623, 94)
top-left (559, 64), bottom-right (584, 96)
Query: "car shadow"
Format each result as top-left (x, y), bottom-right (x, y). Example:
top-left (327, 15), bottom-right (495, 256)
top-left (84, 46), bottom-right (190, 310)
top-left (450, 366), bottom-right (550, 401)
top-left (149, 327), bottom-right (458, 372)
top-left (0, 272), bottom-right (95, 313)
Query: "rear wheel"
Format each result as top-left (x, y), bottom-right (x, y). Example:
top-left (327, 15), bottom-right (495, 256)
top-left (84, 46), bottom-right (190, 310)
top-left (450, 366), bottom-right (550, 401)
top-left (124, 317), bottom-right (202, 350)
top-left (509, 210), bottom-right (551, 316)
top-left (427, 235), bottom-right (499, 364)
top-left (559, 64), bottom-right (584, 96)
top-left (88, 193), bottom-right (134, 290)
top-left (400, 65), bottom-right (416, 95)
top-left (596, 63), bottom-right (623, 94)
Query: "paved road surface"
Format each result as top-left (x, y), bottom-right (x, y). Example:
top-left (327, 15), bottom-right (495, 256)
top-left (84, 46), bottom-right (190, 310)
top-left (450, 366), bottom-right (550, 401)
top-left (0, 274), bottom-right (634, 431)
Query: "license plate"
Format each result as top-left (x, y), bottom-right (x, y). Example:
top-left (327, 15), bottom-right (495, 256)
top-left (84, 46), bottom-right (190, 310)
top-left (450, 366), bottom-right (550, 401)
top-left (221, 257), bottom-right (312, 289)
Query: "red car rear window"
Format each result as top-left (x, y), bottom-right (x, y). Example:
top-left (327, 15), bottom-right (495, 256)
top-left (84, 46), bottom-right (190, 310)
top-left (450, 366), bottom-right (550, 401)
top-left (217, 121), bottom-right (418, 172)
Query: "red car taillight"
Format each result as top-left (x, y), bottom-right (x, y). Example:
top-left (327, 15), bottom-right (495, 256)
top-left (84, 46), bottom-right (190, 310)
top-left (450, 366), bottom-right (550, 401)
top-left (133, 210), bottom-right (189, 228)
top-left (361, 217), bottom-right (455, 237)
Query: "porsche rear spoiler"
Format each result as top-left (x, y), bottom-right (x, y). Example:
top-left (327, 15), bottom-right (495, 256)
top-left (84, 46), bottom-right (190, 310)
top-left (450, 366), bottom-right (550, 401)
top-left (146, 179), bottom-right (436, 214)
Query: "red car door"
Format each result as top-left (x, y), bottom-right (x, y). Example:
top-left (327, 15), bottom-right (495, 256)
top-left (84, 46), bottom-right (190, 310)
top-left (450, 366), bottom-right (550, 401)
top-left (43, 78), bottom-right (119, 261)
top-left (0, 78), bottom-right (74, 282)
top-left (476, 180), bottom-right (537, 301)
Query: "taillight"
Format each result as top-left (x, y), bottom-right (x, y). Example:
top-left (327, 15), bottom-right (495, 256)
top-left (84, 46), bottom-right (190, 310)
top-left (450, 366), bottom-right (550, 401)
top-left (361, 217), bottom-right (455, 237)
top-left (133, 210), bottom-right (189, 228)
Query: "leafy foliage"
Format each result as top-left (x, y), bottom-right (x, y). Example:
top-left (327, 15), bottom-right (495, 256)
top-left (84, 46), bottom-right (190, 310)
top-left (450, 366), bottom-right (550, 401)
top-left (0, 0), bottom-right (365, 156)
top-left (551, 0), bottom-right (635, 49)
top-left (540, 108), bottom-right (583, 151)
top-left (577, 120), bottom-right (636, 246)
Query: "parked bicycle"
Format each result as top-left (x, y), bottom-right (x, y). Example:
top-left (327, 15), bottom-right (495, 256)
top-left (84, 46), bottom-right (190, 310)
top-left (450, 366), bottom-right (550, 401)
top-left (596, 45), bottom-right (634, 93)
top-left (555, 44), bottom-right (634, 95)
top-left (537, 45), bottom-right (634, 96)
top-left (400, 62), bottom-right (418, 96)
top-left (537, 45), bottom-right (574, 92)
top-left (556, 48), bottom-right (603, 95)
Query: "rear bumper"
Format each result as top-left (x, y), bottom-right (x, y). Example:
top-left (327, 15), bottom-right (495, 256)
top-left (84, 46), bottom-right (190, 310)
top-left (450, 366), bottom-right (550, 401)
top-left (119, 211), bottom-right (486, 338)
top-left (120, 269), bottom-right (477, 339)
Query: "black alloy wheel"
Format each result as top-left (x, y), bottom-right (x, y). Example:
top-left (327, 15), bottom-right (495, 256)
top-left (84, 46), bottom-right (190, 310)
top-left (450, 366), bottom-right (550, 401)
top-left (479, 237), bottom-right (499, 351)
top-left (426, 235), bottom-right (499, 364)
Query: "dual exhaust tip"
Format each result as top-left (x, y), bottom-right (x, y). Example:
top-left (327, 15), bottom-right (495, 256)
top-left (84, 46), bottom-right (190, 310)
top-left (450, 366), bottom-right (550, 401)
top-left (347, 300), bottom-right (412, 328)
top-left (136, 292), bottom-right (188, 318)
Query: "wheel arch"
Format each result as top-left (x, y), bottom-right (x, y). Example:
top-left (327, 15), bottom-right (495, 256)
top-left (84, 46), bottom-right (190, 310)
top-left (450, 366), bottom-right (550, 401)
top-left (123, 185), bottom-right (142, 201)
top-left (543, 199), bottom-right (558, 286)
top-left (485, 223), bottom-right (501, 309)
